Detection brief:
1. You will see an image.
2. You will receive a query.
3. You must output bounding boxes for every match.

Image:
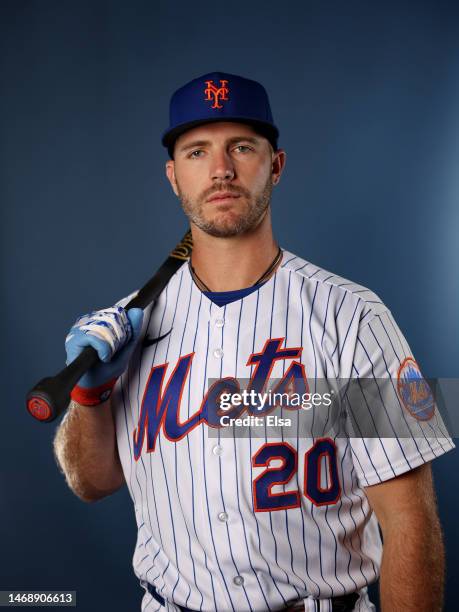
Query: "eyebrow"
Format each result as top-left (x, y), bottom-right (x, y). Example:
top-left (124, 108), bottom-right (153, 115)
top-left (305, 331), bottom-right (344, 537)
top-left (178, 136), bottom-right (261, 153)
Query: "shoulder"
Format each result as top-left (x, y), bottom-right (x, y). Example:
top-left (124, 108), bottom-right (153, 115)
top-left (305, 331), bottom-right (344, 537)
top-left (279, 248), bottom-right (389, 324)
top-left (113, 261), bottom-right (189, 310)
top-left (114, 290), bottom-right (140, 309)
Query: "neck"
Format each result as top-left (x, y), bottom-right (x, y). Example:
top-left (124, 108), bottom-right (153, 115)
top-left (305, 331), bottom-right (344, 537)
top-left (189, 209), bottom-right (279, 292)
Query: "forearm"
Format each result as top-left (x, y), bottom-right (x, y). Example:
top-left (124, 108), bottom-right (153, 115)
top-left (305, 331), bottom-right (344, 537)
top-left (379, 516), bottom-right (445, 611)
top-left (53, 399), bottom-right (125, 502)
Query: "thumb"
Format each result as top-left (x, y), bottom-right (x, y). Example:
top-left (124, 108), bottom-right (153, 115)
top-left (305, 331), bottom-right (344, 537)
top-left (127, 308), bottom-right (144, 340)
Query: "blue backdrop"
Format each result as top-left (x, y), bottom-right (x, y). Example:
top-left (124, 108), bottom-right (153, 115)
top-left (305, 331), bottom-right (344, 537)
top-left (1, 1), bottom-right (458, 610)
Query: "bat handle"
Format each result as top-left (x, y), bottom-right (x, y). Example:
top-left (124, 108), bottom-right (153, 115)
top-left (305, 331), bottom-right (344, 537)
top-left (26, 346), bottom-right (100, 423)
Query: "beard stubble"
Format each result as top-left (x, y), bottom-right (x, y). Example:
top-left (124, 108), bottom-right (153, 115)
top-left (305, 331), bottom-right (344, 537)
top-left (177, 176), bottom-right (273, 238)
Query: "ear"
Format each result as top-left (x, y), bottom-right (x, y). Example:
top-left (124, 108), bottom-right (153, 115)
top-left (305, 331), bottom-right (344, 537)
top-left (165, 160), bottom-right (179, 196)
top-left (271, 149), bottom-right (287, 186)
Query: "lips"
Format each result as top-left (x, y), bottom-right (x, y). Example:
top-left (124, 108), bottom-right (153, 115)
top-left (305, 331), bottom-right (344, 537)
top-left (206, 192), bottom-right (241, 203)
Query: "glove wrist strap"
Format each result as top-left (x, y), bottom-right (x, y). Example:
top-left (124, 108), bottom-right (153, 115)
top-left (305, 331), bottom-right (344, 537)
top-left (70, 378), bottom-right (118, 406)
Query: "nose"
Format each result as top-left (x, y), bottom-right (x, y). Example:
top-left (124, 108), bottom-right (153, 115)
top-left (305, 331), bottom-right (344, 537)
top-left (210, 149), bottom-right (235, 181)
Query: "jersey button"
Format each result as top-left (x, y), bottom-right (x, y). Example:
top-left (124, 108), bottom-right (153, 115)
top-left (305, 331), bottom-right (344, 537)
top-left (218, 511), bottom-right (228, 522)
top-left (213, 348), bottom-right (224, 359)
top-left (212, 445), bottom-right (223, 456)
top-left (215, 318), bottom-right (224, 328)
top-left (233, 575), bottom-right (244, 586)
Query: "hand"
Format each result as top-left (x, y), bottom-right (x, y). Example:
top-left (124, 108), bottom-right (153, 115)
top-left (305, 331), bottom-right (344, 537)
top-left (65, 306), bottom-right (144, 394)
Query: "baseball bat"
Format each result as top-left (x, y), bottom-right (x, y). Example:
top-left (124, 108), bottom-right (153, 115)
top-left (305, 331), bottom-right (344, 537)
top-left (26, 231), bottom-right (193, 423)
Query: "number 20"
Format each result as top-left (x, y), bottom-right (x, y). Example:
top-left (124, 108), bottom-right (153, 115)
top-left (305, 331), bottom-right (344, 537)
top-left (252, 439), bottom-right (341, 512)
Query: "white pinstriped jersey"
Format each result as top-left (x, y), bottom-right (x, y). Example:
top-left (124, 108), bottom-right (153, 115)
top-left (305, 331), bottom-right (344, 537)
top-left (111, 249), bottom-right (454, 612)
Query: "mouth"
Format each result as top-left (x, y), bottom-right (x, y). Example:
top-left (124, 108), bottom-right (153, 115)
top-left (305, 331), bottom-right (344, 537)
top-left (206, 192), bottom-right (241, 203)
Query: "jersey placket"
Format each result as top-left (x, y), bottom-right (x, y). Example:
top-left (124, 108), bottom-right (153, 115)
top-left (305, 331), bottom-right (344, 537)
top-left (199, 299), bottom-right (255, 611)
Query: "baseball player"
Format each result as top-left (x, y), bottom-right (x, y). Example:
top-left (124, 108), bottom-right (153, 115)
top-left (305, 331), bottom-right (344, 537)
top-left (54, 72), bottom-right (454, 612)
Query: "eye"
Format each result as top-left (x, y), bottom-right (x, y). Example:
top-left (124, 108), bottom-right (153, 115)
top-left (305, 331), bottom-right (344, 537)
top-left (189, 149), bottom-right (204, 159)
top-left (233, 145), bottom-right (252, 153)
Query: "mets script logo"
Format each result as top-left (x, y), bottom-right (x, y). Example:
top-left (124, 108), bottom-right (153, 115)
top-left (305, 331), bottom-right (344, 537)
top-left (132, 338), bottom-right (307, 460)
top-left (204, 79), bottom-right (229, 109)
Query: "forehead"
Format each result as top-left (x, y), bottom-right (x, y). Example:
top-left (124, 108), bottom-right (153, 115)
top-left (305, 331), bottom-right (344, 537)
top-left (175, 121), bottom-right (262, 148)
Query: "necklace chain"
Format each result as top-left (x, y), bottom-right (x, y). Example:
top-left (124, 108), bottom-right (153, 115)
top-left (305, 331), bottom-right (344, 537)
top-left (189, 247), bottom-right (283, 292)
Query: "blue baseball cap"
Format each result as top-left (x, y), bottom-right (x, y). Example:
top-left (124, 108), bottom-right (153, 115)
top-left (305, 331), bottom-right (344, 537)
top-left (162, 71), bottom-right (279, 157)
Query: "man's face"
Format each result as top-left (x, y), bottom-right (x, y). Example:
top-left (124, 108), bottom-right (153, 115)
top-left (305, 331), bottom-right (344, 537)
top-left (165, 122), bottom-right (284, 238)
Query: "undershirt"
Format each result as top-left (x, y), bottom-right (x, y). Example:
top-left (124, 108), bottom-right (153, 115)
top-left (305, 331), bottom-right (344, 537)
top-left (203, 281), bottom-right (267, 307)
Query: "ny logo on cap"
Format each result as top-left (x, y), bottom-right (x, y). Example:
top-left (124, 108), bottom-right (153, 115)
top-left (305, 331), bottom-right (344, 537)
top-left (204, 79), bottom-right (229, 109)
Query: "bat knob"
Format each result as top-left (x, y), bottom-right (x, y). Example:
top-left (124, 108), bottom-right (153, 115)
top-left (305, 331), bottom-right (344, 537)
top-left (27, 394), bottom-right (53, 421)
top-left (26, 377), bottom-right (71, 423)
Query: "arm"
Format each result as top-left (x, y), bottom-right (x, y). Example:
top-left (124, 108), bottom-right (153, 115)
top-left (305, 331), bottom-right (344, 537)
top-left (53, 305), bottom-right (144, 503)
top-left (53, 398), bottom-right (125, 502)
top-left (364, 463), bottom-right (445, 612)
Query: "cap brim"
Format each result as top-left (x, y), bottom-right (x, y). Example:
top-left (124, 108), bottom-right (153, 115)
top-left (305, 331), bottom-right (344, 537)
top-left (162, 116), bottom-right (279, 151)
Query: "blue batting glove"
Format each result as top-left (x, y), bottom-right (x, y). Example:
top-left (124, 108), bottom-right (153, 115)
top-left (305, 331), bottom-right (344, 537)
top-left (65, 306), bottom-right (144, 391)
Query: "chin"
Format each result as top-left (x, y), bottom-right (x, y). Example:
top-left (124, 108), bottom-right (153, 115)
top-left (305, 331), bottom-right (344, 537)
top-left (209, 210), bottom-right (246, 229)
top-left (199, 214), bottom-right (256, 238)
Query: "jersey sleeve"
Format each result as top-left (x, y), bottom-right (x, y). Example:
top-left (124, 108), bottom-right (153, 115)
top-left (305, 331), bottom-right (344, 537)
top-left (344, 307), bottom-right (455, 487)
